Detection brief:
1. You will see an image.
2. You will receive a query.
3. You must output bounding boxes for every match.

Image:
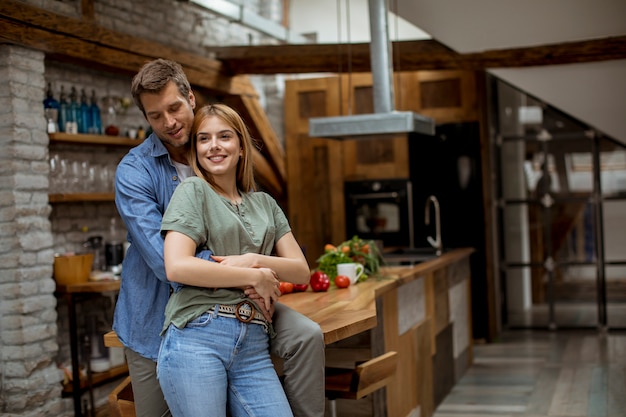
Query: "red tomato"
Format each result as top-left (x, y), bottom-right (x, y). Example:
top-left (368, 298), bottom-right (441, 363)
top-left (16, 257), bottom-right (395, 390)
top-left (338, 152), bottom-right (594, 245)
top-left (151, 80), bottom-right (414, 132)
top-left (279, 282), bottom-right (294, 295)
top-left (309, 271), bottom-right (330, 292)
top-left (292, 283), bottom-right (309, 292)
top-left (334, 275), bottom-right (351, 288)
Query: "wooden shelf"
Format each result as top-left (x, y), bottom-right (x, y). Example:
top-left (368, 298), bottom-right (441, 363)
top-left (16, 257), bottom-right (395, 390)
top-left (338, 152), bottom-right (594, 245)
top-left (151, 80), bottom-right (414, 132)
top-left (49, 132), bottom-right (143, 147)
top-left (62, 364), bottom-right (128, 395)
top-left (49, 192), bottom-right (115, 203)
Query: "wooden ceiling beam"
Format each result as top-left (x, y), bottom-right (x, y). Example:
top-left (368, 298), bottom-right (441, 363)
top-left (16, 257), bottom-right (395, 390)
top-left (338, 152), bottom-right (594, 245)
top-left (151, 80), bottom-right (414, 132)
top-left (209, 36), bottom-right (626, 75)
top-left (0, 0), bottom-right (253, 96)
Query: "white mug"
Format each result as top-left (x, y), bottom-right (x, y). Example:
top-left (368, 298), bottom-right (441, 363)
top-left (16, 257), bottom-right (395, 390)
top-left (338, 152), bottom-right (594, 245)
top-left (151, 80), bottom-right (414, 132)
top-left (336, 262), bottom-right (365, 284)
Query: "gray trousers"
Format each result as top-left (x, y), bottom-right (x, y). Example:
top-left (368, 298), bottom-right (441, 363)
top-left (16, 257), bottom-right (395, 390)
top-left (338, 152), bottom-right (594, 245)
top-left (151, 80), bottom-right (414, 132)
top-left (125, 302), bottom-right (325, 417)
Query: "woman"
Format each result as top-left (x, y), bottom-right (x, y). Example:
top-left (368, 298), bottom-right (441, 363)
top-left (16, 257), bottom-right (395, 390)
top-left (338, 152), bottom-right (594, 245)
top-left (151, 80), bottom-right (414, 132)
top-left (157, 103), bottom-right (311, 417)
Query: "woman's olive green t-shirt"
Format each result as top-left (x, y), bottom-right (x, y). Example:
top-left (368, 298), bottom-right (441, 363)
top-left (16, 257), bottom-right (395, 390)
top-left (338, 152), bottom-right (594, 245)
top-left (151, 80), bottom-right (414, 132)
top-left (160, 176), bottom-right (291, 334)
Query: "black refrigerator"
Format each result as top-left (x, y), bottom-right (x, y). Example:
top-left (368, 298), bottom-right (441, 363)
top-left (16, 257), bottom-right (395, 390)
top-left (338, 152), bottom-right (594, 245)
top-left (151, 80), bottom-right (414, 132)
top-left (409, 121), bottom-right (489, 341)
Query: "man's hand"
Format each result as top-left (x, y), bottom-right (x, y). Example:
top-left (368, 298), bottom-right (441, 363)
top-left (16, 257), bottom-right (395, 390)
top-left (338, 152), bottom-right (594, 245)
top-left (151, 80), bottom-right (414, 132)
top-left (244, 286), bottom-right (276, 322)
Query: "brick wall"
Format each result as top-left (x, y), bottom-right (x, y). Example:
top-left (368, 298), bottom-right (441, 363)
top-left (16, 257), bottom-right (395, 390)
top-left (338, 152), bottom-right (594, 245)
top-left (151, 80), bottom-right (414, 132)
top-left (0, 44), bottom-right (65, 415)
top-left (2, 0), bottom-right (288, 415)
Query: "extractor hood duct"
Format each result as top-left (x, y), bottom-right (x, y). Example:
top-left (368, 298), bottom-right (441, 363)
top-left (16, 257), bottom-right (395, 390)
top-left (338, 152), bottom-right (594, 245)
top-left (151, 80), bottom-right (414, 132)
top-left (308, 0), bottom-right (435, 140)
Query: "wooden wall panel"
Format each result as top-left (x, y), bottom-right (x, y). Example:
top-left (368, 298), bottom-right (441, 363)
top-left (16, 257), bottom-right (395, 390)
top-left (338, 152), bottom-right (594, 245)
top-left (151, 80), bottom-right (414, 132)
top-left (381, 282), bottom-right (426, 417)
top-left (432, 323), bottom-right (455, 407)
top-left (433, 267), bottom-right (450, 335)
top-left (414, 319), bottom-right (434, 417)
top-left (381, 280), bottom-right (435, 417)
top-left (285, 77), bottom-right (344, 265)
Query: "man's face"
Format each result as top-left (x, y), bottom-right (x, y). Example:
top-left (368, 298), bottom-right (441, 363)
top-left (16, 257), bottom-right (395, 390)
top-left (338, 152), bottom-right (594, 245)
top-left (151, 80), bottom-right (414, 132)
top-left (140, 81), bottom-right (195, 150)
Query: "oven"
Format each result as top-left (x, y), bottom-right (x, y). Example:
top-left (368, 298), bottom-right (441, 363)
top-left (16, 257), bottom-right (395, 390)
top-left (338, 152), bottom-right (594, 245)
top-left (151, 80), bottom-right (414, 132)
top-left (344, 179), bottom-right (414, 249)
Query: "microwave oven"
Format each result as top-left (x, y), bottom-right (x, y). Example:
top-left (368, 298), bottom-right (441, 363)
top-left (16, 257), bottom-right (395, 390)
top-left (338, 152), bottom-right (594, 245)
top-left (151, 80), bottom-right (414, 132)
top-left (344, 179), bottom-right (414, 249)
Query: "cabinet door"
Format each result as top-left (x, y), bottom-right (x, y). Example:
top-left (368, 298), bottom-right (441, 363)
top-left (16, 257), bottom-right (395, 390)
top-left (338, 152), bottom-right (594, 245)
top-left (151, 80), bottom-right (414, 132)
top-left (285, 76), bottom-right (345, 263)
top-left (398, 70), bottom-right (479, 124)
top-left (339, 73), bottom-right (410, 180)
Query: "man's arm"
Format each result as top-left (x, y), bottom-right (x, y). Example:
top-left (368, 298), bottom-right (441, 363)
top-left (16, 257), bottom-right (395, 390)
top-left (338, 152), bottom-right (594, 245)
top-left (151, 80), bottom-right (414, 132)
top-left (115, 155), bottom-right (170, 282)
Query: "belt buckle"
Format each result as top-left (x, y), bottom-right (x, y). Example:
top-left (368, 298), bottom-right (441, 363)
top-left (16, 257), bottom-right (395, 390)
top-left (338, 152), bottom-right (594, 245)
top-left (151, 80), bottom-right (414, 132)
top-left (234, 301), bottom-right (255, 323)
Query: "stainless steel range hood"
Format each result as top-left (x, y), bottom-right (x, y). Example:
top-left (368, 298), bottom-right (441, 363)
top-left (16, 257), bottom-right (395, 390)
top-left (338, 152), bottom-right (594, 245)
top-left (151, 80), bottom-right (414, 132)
top-left (308, 0), bottom-right (435, 140)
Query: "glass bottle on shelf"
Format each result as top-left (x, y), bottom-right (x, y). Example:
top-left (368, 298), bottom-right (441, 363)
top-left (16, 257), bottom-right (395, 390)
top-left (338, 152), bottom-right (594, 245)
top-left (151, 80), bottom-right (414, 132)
top-left (43, 82), bottom-right (59, 134)
top-left (79, 89), bottom-right (92, 134)
top-left (67, 87), bottom-right (80, 134)
top-left (101, 96), bottom-right (119, 136)
top-left (89, 90), bottom-right (102, 134)
top-left (58, 86), bottom-right (68, 133)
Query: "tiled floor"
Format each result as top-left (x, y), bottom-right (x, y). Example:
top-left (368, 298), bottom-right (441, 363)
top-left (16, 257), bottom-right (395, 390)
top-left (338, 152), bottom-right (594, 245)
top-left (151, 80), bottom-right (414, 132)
top-left (434, 330), bottom-right (626, 417)
top-left (507, 303), bottom-right (626, 329)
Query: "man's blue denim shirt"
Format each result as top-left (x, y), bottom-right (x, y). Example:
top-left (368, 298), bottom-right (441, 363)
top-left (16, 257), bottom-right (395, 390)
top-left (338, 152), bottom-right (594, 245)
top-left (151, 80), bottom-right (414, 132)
top-left (113, 133), bottom-right (211, 361)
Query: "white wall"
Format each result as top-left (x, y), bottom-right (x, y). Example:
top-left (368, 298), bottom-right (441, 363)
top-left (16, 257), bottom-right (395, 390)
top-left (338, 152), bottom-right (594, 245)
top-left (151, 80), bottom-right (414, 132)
top-left (290, 0), bottom-right (430, 43)
top-left (490, 60), bottom-right (626, 146)
top-left (391, 0), bottom-right (626, 145)
top-left (392, 0), bottom-right (626, 53)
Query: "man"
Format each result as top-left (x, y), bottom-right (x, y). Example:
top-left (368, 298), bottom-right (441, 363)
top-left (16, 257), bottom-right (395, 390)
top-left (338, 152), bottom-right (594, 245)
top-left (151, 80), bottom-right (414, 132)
top-left (113, 58), bottom-right (325, 417)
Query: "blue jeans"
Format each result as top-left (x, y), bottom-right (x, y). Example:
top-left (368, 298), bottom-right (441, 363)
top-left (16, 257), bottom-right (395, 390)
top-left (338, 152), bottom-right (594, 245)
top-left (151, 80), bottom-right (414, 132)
top-left (157, 309), bottom-right (294, 417)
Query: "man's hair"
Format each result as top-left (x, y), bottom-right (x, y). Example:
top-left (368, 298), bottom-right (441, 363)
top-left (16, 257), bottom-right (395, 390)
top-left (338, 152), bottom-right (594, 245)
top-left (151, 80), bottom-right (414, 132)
top-left (131, 59), bottom-right (192, 115)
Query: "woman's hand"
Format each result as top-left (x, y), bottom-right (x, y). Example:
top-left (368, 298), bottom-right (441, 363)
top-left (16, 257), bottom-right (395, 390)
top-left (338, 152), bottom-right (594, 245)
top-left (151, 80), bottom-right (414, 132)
top-left (211, 253), bottom-right (257, 268)
top-left (211, 255), bottom-right (278, 320)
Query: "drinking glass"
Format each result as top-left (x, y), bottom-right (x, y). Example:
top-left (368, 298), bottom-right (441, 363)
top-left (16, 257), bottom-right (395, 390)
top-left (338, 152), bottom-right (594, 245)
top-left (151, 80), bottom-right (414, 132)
top-left (49, 154), bottom-right (59, 193)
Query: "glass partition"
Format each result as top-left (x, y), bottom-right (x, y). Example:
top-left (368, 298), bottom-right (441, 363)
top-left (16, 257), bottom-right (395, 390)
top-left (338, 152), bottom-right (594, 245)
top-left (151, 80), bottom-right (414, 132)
top-left (490, 76), bottom-right (626, 330)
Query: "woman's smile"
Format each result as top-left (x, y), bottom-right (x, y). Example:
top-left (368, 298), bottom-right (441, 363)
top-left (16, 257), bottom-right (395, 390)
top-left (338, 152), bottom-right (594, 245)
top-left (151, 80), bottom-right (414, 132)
top-left (195, 116), bottom-right (241, 177)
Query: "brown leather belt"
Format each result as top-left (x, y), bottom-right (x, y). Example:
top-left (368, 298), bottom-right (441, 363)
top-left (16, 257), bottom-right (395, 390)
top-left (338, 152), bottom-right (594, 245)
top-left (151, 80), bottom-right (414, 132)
top-left (209, 301), bottom-right (268, 332)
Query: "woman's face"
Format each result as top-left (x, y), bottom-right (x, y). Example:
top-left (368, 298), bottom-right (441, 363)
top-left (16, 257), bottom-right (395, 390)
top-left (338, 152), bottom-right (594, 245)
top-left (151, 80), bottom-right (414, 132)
top-left (195, 115), bottom-right (242, 179)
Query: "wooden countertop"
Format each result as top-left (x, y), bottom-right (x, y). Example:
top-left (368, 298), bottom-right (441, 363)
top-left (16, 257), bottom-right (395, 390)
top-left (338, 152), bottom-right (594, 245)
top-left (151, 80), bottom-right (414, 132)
top-left (278, 277), bottom-right (394, 344)
top-left (56, 279), bottom-right (121, 294)
top-left (105, 248), bottom-right (474, 348)
top-left (379, 247), bottom-right (474, 292)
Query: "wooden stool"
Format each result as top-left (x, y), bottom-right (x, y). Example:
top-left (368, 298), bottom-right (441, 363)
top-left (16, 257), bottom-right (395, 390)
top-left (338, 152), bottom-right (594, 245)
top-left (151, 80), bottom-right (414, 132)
top-left (325, 351), bottom-right (398, 417)
top-left (108, 375), bottom-right (135, 417)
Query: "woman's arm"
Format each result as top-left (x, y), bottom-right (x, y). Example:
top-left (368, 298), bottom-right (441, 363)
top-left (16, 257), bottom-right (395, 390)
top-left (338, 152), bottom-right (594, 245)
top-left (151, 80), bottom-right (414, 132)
top-left (163, 230), bottom-right (281, 308)
top-left (210, 232), bottom-right (310, 285)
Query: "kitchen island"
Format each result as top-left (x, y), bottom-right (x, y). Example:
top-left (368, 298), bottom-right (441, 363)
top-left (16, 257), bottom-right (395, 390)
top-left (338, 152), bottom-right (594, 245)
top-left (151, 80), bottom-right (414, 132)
top-left (105, 247), bottom-right (474, 417)
top-left (297, 247), bottom-right (474, 417)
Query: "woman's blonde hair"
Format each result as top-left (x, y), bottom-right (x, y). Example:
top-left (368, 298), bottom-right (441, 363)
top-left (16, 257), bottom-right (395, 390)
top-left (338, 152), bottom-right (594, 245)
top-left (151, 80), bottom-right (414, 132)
top-left (189, 104), bottom-right (257, 193)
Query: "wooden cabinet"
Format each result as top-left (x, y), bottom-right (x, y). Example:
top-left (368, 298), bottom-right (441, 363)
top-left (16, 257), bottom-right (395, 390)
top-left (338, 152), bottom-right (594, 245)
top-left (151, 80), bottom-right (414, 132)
top-left (322, 249), bottom-right (474, 417)
top-left (395, 70), bottom-right (479, 123)
top-left (284, 70), bottom-right (480, 265)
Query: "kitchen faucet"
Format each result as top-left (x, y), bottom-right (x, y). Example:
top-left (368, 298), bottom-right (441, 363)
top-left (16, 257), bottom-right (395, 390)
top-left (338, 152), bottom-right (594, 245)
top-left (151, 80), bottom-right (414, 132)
top-left (425, 195), bottom-right (442, 256)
